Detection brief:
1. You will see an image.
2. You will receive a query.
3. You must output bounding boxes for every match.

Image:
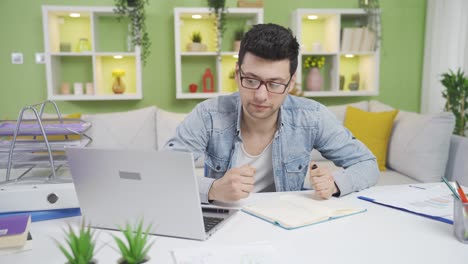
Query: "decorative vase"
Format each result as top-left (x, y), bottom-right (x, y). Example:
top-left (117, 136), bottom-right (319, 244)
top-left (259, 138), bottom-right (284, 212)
top-left (306, 67), bottom-right (323, 91)
top-left (112, 69), bottom-right (126, 94)
top-left (112, 76), bottom-right (126, 94)
top-left (202, 68), bottom-right (215, 92)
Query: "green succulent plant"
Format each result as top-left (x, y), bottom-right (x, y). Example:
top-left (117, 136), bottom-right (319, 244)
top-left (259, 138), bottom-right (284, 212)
top-left (57, 221), bottom-right (96, 264)
top-left (441, 68), bottom-right (468, 136)
top-left (234, 28), bottom-right (244, 41)
top-left (191, 31), bottom-right (202, 43)
top-left (113, 219), bottom-right (154, 264)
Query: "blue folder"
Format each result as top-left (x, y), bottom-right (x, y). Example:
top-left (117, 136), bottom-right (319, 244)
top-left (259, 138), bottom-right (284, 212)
top-left (0, 208), bottom-right (81, 222)
top-left (358, 196), bottom-right (453, 224)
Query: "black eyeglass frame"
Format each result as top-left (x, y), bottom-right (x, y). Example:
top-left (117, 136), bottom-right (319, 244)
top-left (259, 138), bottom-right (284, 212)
top-left (238, 67), bottom-right (292, 94)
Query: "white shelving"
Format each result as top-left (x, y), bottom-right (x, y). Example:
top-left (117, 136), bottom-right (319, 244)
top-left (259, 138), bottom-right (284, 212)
top-left (290, 9), bottom-right (380, 97)
top-left (174, 7), bottom-right (263, 99)
top-left (42, 5), bottom-right (142, 101)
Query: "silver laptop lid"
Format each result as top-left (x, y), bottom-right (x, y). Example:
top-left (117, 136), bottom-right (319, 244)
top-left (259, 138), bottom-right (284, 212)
top-left (66, 147), bottom-right (208, 240)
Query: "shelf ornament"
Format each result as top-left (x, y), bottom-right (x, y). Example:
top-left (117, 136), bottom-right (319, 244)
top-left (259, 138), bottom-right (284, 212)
top-left (203, 68), bottom-right (215, 93)
top-left (112, 69), bottom-right (126, 94)
top-left (303, 56), bottom-right (325, 91)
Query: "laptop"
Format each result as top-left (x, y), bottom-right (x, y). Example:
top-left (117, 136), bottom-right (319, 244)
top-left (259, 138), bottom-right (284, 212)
top-left (65, 147), bottom-right (238, 241)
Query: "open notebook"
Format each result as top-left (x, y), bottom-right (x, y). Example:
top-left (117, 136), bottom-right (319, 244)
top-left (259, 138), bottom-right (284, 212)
top-left (242, 193), bottom-right (366, 230)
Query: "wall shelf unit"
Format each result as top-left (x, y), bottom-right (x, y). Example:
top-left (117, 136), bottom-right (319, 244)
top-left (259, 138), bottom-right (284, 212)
top-left (42, 5), bottom-right (142, 101)
top-left (174, 7), bottom-right (263, 99)
top-left (290, 9), bottom-right (380, 97)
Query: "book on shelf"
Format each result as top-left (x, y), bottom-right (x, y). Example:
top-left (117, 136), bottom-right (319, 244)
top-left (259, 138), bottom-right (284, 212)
top-left (340, 27), bottom-right (354, 53)
top-left (242, 193), bottom-right (366, 230)
top-left (359, 27), bottom-right (377, 52)
top-left (350, 27), bottom-right (364, 52)
top-left (0, 214), bottom-right (31, 251)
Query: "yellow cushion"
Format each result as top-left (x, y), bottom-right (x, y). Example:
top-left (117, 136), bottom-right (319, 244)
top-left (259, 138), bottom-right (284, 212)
top-left (344, 106), bottom-right (398, 171)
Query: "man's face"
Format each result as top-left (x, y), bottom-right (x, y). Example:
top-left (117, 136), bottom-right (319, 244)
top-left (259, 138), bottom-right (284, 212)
top-left (236, 52), bottom-right (295, 122)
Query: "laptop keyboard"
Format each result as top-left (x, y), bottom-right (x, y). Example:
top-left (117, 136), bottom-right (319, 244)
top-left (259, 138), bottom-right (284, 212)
top-left (203, 216), bottom-right (224, 232)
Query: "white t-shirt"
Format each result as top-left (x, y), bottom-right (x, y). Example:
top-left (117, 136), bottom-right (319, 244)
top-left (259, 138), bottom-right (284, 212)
top-left (237, 142), bottom-right (275, 192)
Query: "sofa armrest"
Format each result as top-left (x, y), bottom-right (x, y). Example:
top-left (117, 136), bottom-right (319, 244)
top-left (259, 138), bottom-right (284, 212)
top-left (445, 135), bottom-right (468, 186)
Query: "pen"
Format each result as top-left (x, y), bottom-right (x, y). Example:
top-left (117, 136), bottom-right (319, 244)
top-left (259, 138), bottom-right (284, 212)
top-left (311, 164), bottom-right (317, 170)
top-left (455, 181), bottom-right (468, 203)
top-left (441, 177), bottom-right (460, 200)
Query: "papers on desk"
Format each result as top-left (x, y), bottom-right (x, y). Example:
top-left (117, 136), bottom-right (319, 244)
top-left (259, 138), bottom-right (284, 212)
top-left (172, 242), bottom-right (292, 264)
top-left (358, 184), bottom-right (454, 224)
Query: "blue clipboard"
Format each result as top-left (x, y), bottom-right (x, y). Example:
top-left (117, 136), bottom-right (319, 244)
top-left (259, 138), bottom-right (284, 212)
top-left (358, 196), bottom-right (453, 224)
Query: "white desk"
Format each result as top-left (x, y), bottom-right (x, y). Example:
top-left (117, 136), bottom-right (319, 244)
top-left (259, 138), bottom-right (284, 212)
top-left (1, 185), bottom-right (467, 264)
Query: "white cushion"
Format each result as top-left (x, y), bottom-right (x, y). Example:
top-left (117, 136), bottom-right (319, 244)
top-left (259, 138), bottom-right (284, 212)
top-left (82, 106), bottom-right (158, 150)
top-left (377, 169), bottom-right (419, 186)
top-left (156, 109), bottom-right (187, 149)
top-left (156, 109), bottom-right (205, 168)
top-left (328, 100), bottom-right (369, 124)
top-left (369, 101), bottom-right (455, 183)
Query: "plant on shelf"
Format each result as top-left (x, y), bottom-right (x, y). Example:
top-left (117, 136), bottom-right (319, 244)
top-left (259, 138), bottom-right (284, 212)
top-left (56, 221), bottom-right (97, 264)
top-left (234, 28), bottom-right (244, 41)
top-left (303, 56), bottom-right (325, 69)
top-left (233, 28), bottom-right (244, 51)
top-left (112, 219), bottom-right (154, 264)
top-left (187, 31), bottom-right (207, 52)
top-left (359, 0), bottom-right (382, 50)
top-left (207, 0), bottom-right (227, 56)
top-left (191, 31), bottom-right (202, 43)
top-left (441, 68), bottom-right (468, 137)
top-left (114, 0), bottom-right (151, 66)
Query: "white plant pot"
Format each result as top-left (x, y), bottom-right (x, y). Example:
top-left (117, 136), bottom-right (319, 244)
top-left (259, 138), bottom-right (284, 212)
top-left (186, 42), bottom-right (207, 52)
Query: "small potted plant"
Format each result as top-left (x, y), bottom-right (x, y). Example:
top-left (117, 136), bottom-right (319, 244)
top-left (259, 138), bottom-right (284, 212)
top-left (187, 31), bottom-right (207, 52)
top-left (112, 220), bottom-right (154, 264)
top-left (56, 221), bottom-right (97, 264)
top-left (233, 28), bottom-right (244, 52)
top-left (303, 56), bottom-right (325, 91)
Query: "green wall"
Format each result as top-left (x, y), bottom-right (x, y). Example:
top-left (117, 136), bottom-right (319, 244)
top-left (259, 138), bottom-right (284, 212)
top-left (0, 0), bottom-right (426, 119)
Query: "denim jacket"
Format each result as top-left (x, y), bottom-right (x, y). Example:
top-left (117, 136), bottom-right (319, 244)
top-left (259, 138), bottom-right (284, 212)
top-left (164, 93), bottom-right (379, 203)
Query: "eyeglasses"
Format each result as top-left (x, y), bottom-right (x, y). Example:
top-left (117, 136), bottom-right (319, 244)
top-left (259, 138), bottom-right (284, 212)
top-left (238, 68), bottom-right (292, 94)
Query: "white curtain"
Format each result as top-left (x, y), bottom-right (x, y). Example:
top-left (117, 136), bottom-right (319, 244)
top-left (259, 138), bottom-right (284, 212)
top-left (420, 0), bottom-right (468, 114)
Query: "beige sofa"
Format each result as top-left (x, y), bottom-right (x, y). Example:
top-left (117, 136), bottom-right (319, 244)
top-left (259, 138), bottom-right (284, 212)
top-left (81, 100), bottom-right (468, 187)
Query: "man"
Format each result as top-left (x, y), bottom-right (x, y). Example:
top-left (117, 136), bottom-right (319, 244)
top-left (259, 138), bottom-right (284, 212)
top-left (165, 23), bottom-right (379, 203)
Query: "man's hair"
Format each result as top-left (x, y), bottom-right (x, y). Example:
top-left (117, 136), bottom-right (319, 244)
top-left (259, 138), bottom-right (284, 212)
top-left (238, 23), bottom-right (300, 76)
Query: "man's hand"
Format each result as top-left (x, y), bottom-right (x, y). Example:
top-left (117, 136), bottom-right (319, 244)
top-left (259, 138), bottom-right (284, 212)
top-left (208, 164), bottom-right (255, 202)
top-left (309, 162), bottom-right (338, 199)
